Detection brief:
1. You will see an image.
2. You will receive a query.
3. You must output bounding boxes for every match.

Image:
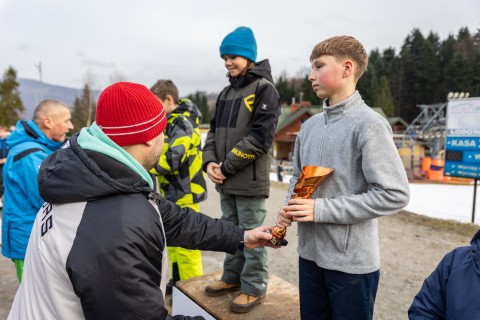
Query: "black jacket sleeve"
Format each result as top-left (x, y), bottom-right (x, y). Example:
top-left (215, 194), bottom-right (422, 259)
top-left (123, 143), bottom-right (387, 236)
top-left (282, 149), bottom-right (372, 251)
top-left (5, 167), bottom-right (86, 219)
top-left (157, 195), bottom-right (241, 254)
top-left (202, 96), bottom-right (220, 172)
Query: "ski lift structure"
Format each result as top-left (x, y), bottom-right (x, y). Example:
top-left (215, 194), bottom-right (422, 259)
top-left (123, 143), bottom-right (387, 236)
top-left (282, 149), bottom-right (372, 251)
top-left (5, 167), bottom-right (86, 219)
top-left (398, 92), bottom-right (470, 178)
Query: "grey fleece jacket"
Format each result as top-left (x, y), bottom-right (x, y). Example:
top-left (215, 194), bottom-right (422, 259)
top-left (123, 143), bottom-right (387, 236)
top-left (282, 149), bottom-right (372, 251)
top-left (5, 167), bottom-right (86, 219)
top-left (287, 91), bottom-right (410, 274)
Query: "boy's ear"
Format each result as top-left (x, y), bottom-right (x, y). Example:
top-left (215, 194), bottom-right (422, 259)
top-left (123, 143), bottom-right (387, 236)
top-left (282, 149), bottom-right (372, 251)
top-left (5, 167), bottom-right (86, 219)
top-left (165, 94), bottom-right (174, 104)
top-left (343, 60), bottom-right (353, 78)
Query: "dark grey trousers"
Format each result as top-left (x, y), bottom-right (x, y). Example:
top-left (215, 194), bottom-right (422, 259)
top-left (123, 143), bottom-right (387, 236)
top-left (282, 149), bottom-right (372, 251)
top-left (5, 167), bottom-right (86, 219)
top-left (219, 193), bottom-right (268, 297)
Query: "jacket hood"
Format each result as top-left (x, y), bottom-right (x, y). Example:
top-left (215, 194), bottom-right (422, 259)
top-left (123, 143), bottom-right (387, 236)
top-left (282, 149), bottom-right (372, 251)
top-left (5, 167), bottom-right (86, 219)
top-left (38, 134), bottom-right (152, 204)
top-left (7, 120), bottom-right (63, 151)
top-left (471, 229), bottom-right (480, 274)
top-left (229, 59), bottom-right (274, 88)
top-left (174, 99), bottom-right (203, 126)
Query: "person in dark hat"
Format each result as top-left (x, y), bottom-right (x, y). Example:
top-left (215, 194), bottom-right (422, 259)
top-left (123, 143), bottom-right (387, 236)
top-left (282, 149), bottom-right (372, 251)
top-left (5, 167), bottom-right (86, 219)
top-left (202, 26), bottom-right (281, 313)
top-left (8, 82), bottom-right (278, 320)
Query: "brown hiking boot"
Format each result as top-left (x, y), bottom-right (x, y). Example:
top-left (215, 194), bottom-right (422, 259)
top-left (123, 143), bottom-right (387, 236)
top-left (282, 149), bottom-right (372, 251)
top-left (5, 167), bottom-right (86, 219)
top-left (205, 280), bottom-right (240, 297)
top-left (230, 293), bottom-right (265, 313)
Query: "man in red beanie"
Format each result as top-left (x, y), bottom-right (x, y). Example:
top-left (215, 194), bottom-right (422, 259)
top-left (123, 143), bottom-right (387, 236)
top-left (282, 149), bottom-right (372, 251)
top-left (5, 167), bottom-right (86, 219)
top-left (8, 82), bottom-right (278, 320)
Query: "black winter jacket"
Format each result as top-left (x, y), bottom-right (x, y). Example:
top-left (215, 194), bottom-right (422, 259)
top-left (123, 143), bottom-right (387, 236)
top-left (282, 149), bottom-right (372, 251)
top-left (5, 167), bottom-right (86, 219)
top-left (203, 59), bottom-right (280, 197)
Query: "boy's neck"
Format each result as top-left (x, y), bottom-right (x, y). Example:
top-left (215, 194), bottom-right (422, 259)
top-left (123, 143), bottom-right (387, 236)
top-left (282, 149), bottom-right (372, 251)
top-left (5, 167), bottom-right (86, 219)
top-left (326, 85), bottom-right (356, 106)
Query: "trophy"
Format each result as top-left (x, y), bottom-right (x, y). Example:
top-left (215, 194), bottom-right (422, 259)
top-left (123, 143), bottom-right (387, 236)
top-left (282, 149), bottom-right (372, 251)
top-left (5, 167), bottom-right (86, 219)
top-left (270, 165), bottom-right (334, 246)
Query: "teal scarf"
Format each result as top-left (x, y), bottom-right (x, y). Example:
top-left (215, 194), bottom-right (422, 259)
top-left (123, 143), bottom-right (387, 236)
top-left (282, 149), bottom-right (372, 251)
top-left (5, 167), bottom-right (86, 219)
top-left (77, 122), bottom-right (154, 188)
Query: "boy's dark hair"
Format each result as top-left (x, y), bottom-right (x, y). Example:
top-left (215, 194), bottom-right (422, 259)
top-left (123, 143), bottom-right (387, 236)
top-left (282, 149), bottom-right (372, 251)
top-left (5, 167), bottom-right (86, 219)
top-left (150, 80), bottom-right (179, 104)
top-left (310, 36), bottom-right (368, 81)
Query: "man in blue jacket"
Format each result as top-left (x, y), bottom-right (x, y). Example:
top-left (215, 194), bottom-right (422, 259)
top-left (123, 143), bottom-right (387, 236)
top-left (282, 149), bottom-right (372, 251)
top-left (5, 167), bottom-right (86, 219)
top-left (409, 229), bottom-right (480, 319)
top-left (1, 99), bottom-right (73, 282)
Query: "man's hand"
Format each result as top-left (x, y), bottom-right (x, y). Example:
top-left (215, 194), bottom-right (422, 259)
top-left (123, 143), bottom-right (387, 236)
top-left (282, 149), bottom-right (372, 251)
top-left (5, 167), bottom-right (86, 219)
top-left (244, 225), bottom-right (280, 249)
top-left (283, 198), bottom-right (315, 223)
top-left (206, 162), bottom-right (225, 184)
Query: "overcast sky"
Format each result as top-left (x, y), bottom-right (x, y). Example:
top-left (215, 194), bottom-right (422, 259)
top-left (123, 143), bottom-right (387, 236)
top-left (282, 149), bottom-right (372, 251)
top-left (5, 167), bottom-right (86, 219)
top-left (1, 0), bottom-right (479, 96)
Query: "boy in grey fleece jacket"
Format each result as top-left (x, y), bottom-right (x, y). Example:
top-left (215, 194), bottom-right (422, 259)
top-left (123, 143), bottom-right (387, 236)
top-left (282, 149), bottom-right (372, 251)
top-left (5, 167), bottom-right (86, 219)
top-left (277, 36), bottom-right (410, 320)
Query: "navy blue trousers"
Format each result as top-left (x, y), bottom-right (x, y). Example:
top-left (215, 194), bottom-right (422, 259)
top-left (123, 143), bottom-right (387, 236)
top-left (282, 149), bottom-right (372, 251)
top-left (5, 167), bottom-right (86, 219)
top-left (299, 257), bottom-right (380, 320)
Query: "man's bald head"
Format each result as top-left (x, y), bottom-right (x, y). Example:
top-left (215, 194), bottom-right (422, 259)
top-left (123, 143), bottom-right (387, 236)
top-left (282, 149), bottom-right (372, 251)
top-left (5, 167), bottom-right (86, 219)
top-left (33, 100), bottom-right (69, 123)
top-left (33, 99), bottom-right (74, 142)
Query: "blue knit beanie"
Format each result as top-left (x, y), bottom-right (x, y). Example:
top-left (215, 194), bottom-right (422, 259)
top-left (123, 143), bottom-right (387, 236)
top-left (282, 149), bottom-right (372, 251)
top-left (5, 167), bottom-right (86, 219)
top-left (219, 26), bottom-right (257, 62)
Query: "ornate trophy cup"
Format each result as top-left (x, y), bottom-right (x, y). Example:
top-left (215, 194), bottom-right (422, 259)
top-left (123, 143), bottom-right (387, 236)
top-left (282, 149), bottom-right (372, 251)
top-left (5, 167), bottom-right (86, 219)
top-left (271, 165), bottom-right (334, 246)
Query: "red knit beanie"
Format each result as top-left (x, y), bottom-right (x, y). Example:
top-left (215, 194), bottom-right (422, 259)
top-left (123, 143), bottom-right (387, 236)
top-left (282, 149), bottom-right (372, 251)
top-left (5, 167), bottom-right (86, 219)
top-left (96, 82), bottom-right (167, 146)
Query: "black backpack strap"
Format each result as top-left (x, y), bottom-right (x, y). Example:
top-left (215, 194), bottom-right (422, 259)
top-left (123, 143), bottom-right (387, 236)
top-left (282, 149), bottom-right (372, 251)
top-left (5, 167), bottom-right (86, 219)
top-left (21, 121), bottom-right (40, 139)
top-left (0, 138), bottom-right (7, 158)
top-left (13, 148), bottom-right (44, 162)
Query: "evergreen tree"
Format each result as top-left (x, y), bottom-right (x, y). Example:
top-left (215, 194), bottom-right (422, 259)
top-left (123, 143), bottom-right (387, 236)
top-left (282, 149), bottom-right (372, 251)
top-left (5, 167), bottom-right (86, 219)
top-left (357, 51), bottom-right (380, 107)
top-left (300, 74), bottom-right (320, 105)
top-left (71, 84), bottom-right (96, 134)
top-left (382, 48), bottom-right (403, 116)
top-left (0, 66), bottom-right (24, 126)
top-left (373, 76), bottom-right (395, 117)
top-left (398, 29), bottom-right (435, 122)
top-left (187, 91), bottom-right (211, 124)
top-left (439, 34), bottom-right (459, 98)
top-left (275, 72), bottom-right (296, 105)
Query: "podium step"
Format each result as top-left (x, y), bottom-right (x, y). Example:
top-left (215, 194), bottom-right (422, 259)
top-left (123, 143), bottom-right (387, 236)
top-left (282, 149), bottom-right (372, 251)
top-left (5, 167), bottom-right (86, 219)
top-left (172, 271), bottom-right (300, 319)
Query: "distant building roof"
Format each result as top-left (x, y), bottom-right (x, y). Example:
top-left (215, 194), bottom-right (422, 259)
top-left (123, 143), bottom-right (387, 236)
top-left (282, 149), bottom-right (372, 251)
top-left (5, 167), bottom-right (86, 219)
top-left (371, 107), bottom-right (387, 118)
top-left (275, 105), bottom-right (408, 134)
top-left (387, 116), bottom-right (409, 127)
top-left (371, 107), bottom-right (408, 128)
top-left (276, 105), bottom-right (321, 133)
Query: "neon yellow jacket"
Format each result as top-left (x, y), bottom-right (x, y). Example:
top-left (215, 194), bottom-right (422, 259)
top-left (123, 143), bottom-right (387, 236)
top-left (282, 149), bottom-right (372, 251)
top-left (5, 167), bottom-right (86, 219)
top-left (151, 99), bottom-right (207, 205)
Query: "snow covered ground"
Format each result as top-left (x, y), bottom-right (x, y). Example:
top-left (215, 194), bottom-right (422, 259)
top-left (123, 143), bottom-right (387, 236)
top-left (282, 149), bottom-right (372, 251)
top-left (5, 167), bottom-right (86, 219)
top-left (271, 172), bottom-right (480, 225)
top-left (404, 183), bottom-right (479, 225)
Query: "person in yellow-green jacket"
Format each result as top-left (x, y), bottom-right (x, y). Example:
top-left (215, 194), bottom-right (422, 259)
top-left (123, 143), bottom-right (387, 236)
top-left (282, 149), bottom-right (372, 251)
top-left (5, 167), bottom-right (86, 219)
top-left (150, 79), bottom-right (207, 294)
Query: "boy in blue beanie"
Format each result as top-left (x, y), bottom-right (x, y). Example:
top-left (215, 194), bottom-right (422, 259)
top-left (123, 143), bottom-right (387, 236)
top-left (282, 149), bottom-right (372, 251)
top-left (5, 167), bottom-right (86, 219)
top-left (203, 26), bottom-right (281, 313)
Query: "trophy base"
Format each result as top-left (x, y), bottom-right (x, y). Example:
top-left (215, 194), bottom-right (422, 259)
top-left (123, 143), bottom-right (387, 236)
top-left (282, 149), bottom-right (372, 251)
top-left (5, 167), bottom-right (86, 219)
top-left (270, 238), bottom-right (288, 246)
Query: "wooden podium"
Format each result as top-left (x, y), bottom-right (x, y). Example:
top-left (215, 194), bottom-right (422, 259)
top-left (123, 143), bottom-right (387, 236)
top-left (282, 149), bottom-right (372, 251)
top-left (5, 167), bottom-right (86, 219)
top-left (172, 271), bottom-right (300, 319)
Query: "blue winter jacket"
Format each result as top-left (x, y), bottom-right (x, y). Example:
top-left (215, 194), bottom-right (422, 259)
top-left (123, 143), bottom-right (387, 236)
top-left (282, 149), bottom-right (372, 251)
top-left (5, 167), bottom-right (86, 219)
top-left (408, 229), bottom-right (480, 319)
top-left (1, 120), bottom-right (63, 260)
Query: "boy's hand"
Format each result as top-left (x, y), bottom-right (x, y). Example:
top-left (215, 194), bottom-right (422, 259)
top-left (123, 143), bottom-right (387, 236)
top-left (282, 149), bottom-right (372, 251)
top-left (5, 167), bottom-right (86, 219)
top-left (284, 198), bottom-right (315, 222)
top-left (244, 226), bottom-right (280, 249)
top-left (214, 163), bottom-right (227, 181)
top-left (277, 206), bottom-right (293, 227)
top-left (206, 162), bottom-right (225, 184)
